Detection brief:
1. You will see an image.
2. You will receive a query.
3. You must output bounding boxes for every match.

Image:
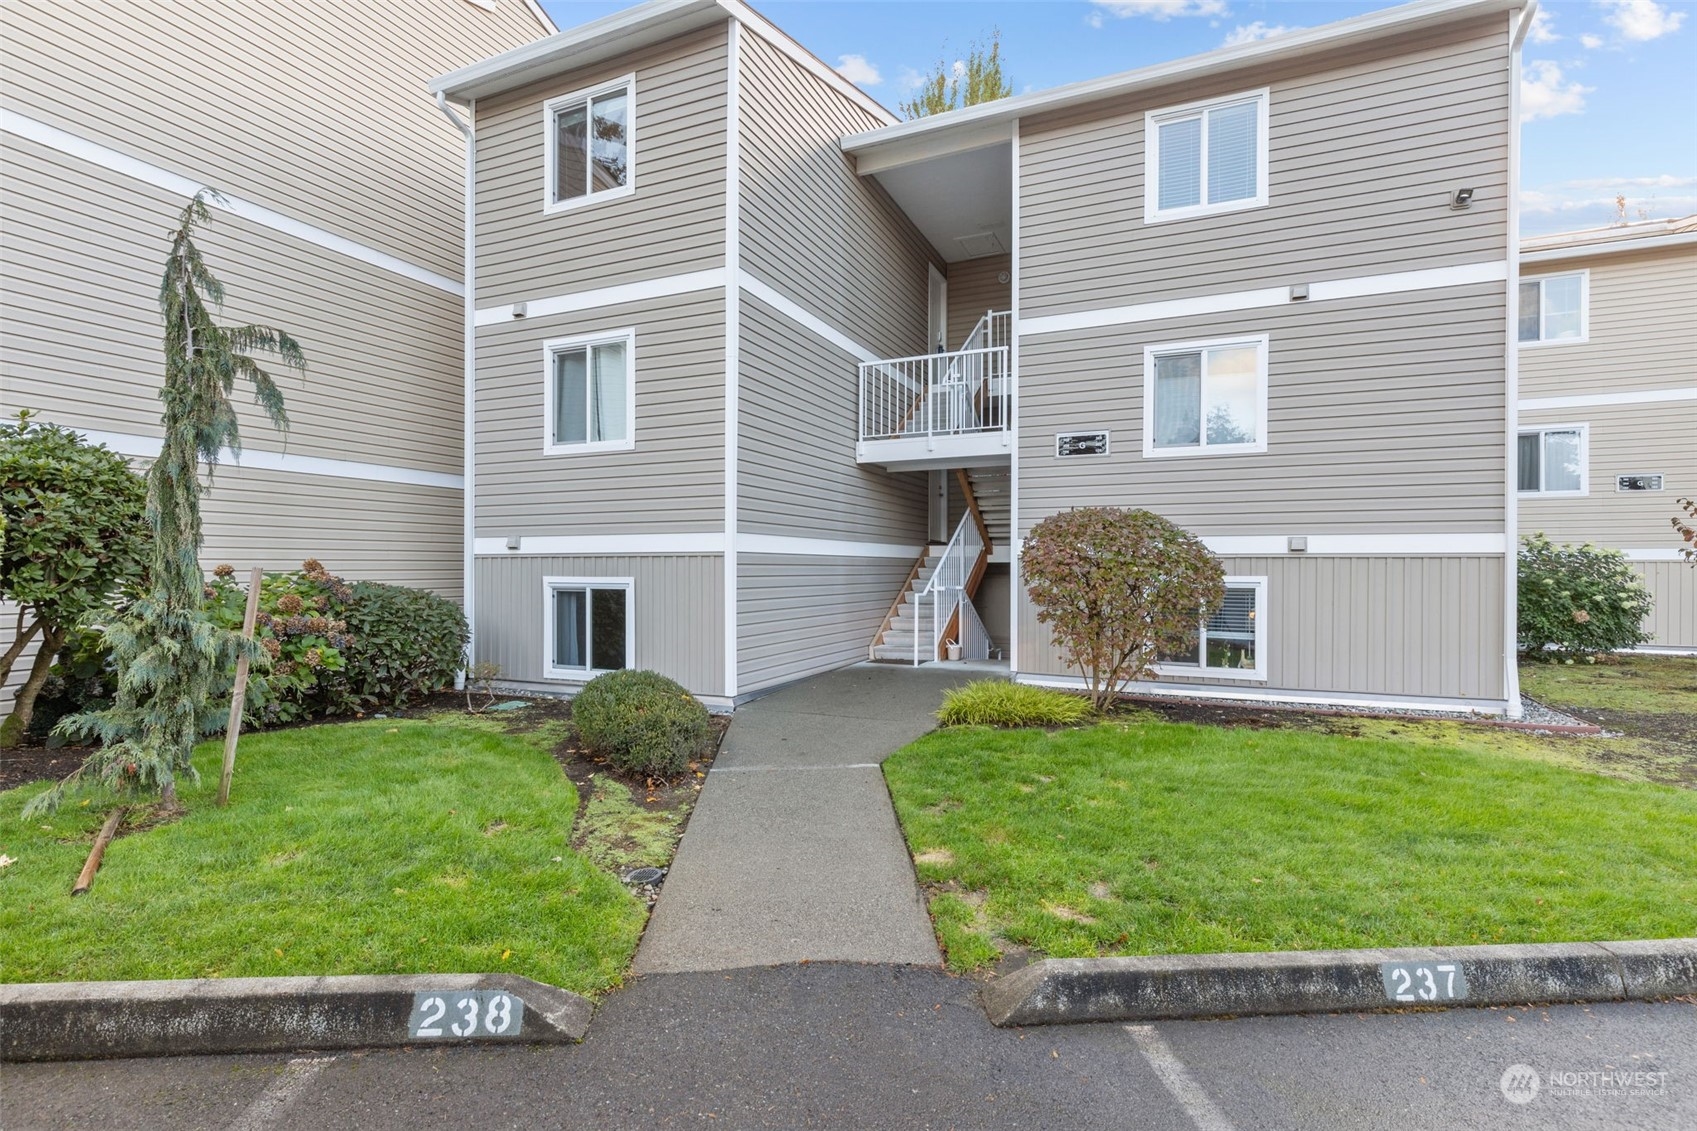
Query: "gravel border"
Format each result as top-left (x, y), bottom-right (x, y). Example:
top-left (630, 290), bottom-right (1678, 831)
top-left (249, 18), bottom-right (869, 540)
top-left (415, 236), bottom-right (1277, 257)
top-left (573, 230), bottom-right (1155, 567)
top-left (1120, 689), bottom-right (1596, 732)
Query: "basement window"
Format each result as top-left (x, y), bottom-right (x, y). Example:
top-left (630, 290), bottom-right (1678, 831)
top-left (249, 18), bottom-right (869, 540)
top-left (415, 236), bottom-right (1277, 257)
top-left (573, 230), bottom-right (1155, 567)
top-left (1157, 577), bottom-right (1267, 680)
top-left (544, 75), bottom-right (634, 212)
top-left (544, 578), bottom-right (633, 679)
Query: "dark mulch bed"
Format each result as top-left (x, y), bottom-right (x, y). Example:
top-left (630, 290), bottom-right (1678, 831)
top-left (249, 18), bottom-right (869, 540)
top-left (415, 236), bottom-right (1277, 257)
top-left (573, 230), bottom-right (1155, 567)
top-left (0, 745), bottom-right (91, 792)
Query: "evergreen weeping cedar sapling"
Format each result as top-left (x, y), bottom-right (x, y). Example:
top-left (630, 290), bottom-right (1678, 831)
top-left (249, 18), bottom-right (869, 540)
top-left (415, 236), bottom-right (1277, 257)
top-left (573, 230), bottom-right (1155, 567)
top-left (28, 192), bottom-right (303, 815)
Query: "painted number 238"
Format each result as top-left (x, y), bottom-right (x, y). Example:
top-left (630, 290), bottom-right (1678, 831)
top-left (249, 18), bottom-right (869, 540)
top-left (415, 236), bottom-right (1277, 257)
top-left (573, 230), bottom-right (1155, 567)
top-left (415, 992), bottom-right (515, 1037)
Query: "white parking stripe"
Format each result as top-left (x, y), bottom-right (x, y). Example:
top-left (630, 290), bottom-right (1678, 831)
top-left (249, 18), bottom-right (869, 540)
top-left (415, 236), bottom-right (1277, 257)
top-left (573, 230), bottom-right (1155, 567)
top-left (708, 763), bottom-right (881, 772)
top-left (227, 1056), bottom-right (335, 1131)
top-left (1125, 1025), bottom-right (1238, 1131)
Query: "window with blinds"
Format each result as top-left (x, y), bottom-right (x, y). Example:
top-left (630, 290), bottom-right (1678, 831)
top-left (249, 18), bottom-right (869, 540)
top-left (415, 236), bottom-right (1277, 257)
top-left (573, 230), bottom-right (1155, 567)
top-left (1146, 90), bottom-right (1269, 222)
top-left (1158, 578), bottom-right (1267, 679)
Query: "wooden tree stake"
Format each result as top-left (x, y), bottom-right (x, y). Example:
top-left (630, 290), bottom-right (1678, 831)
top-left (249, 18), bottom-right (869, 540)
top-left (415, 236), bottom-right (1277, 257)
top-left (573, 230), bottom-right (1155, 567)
top-left (72, 806), bottom-right (127, 896)
top-left (216, 566), bottom-right (264, 807)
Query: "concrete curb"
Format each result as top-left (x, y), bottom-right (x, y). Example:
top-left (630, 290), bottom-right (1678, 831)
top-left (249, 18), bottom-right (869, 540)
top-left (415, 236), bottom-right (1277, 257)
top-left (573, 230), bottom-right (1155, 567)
top-left (981, 938), bottom-right (1697, 1027)
top-left (1, 973), bottom-right (593, 1062)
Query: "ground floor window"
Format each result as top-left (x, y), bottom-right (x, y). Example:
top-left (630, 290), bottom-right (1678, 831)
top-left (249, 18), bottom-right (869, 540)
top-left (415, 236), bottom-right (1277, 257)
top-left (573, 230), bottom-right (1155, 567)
top-left (1157, 576), bottom-right (1267, 680)
top-left (543, 577), bottom-right (633, 679)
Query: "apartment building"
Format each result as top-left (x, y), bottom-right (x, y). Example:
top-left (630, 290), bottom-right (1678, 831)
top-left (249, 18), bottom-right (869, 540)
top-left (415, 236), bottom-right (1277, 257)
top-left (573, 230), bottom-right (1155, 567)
top-left (435, 0), bottom-right (1532, 714)
top-left (1517, 215), bottom-right (1697, 650)
top-left (0, 0), bottom-right (552, 713)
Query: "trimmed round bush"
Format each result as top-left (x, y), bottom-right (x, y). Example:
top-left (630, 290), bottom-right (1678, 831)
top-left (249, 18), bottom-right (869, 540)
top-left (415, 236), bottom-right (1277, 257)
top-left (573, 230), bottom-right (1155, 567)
top-left (342, 578), bottom-right (468, 710)
top-left (937, 679), bottom-right (1093, 728)
top-left (1518, 533), bottom-right (1653, 660)
top-left (572, 669), bottom-right (710, 777)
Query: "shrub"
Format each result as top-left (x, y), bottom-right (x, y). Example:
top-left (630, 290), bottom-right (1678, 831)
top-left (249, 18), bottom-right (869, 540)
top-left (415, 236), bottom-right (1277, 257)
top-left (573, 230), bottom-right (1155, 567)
top-left (937, 680), bottom-right (1093, 728)
top-left (571, 669), bottom-right (709, 778)
top-left (341, 579), bottom-right (468, 710)
top-left (1675, 497), bottom-right (1696, 565)
top-left (1021, 507), bottom-right (1225, 711)
top-left (1518, 533), bottom-right (1653, 659)
top-left (205, 561), bottom-right (353, 724)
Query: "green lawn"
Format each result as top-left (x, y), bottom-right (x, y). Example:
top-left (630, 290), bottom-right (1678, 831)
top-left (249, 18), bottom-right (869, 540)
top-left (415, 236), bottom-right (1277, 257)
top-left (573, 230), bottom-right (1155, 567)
top-left (884, 715), bottom-right (1697, 971)
top-left (0, 720), bottom-right (646, 994)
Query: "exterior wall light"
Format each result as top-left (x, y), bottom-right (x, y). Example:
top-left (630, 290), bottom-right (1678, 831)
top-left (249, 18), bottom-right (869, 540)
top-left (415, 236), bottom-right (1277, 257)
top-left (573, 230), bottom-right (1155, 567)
top-left (1450, 187), bottom-right (1475, 210)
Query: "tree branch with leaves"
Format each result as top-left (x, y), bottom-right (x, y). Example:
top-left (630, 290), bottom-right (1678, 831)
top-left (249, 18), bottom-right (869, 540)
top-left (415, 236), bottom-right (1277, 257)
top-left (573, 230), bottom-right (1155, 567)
top-left (899, 29), bottom-right (1013, 119)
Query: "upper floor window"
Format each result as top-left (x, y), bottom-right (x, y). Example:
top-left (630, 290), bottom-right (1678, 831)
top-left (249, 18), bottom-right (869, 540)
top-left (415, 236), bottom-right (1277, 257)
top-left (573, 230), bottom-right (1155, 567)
top-left (1145, 89), bottom-right (1269, 223)
top-left (543, 75), bottom-right (634, 213)
top-left (1518, 425), bottom-right (1587, 496)
top-left (1143, 335), bottom-right (1269, 457)
top-left (1518, 272), bottom-right (1587, 345)
top-left (543, 330), bottom-right (634, 454)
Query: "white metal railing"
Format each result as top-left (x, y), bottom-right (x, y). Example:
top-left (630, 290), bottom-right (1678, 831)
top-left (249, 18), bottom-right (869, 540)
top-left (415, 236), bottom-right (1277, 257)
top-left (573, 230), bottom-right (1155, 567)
top-left (956, 594), bottom-right (991, 661)
top-left (859, 345), bottom-right (1010, 443)
top-left (913, 510), bottom-right (985, 665)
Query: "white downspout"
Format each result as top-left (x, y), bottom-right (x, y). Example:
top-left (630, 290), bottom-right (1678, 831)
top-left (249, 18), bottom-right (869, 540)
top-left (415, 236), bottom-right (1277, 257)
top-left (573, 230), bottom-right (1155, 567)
top-left (436, 92), bottom-right (477, 686)
top-left (1503, 5), bottom-right (1534, 717)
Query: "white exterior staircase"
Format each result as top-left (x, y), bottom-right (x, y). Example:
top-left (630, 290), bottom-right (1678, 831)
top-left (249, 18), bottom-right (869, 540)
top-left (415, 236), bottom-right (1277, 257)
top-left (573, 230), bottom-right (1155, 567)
top-left (962, 467), bottom-right (1011, 555)
top-left (870, 546), bottom-right (944, 662)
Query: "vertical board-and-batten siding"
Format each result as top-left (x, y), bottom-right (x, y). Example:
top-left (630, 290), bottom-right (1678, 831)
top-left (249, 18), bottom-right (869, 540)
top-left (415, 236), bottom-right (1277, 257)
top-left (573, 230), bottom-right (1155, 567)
top-left (1635, 562), bottom-right (1697, 650)
top-left (738, 554), bottom-right (918, 692)
top-left (473, 25), bottom-right (729, 306)
top-left (1018, 14), bottom-right (1511, 319)
top-left (1019, 555), bottom-right (1507, 701)
top-left (475, 555), bottom-right (725, 695)
top-left (945, 255), bottom-right (1012, 351)
top-left (475, 293), bottom-right (727, 538)
top-left (1018, 284), bottom-right (1508, 535)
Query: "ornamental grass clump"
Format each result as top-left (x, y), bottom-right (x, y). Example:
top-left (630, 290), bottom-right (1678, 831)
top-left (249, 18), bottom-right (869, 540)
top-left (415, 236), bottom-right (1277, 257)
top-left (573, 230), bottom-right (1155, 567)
top-left (937, 680), bottom-right (1093, 728)
top-left (1021, 507), bottom-right (1225, 711)
top-left (1518, 533), bottom-right (1653, 660)
top-left (571, 669), bottom-right (709, 778)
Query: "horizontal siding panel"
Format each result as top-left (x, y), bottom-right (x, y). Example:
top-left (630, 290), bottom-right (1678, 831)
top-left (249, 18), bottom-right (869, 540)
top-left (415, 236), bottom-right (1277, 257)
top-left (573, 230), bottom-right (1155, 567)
top-left (946, 255), bottom-right (1012, 351)
top-left (1518, 403), bottom-right (1697, 546)
top-left (473, 554), bottom-right (724, 696)
top-left (0, 0), bottom-right (544, 276)
top-left (474, 25), bottom-right (728, 304)
top-left (473, 293), bottom-right (727, 537)
top-left (1018, 16), bottom-right (1511, 319)
top-left (737, 553), bottom-right (917, 693)
top-left (738, 296), bottom-right (928, 542)
top-left (1018, 554), bottom-right (1507, 701)
top-left (1018, 282), bottom-right (1508, 534)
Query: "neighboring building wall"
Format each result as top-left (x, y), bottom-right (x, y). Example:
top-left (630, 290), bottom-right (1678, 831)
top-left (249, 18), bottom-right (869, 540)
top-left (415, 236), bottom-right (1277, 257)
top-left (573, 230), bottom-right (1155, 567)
top-left (1517, 244), bottom-right (1697, 649)
top-left (732, 25), bottom-right (936, 694)
top-left (0, 0), bottom-right (549, 717)
top-left (946, 254), bottom-right (1012, 350)
top-left (1013, 13), bottom-right (1514, 707)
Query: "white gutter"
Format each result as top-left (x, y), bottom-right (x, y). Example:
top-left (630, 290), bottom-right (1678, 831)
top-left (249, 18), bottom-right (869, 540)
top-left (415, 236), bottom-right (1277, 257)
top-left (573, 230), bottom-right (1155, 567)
top-left (1521, 230), bottom-right (1697, 264)
top-left (436, 92), bottom-right (478, 684)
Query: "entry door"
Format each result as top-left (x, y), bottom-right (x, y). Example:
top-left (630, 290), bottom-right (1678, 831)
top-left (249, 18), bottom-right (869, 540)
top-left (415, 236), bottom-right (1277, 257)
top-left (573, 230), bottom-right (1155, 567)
top-left (927, 264), bottom-right (948, 353)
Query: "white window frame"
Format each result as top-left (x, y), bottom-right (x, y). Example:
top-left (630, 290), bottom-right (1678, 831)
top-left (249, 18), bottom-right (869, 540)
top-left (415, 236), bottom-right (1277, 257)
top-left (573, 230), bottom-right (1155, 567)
top-left (1144, 88), bottom-right (1270, 225)
top-left (1155, 575), bottom-right (1268, 682)
top-left (542, 576), bottom-right (635, 680)
top-left (1142, 333), bottom-right (1270, 458)
top-left (542, 73), bottom-right (637, 215)
top-left (1517, 422), bottom-right (1590, 497)
top-left (541, 328), bottom-right (637, 455)
top-left (1518, 270), bottom-right (1589, 347)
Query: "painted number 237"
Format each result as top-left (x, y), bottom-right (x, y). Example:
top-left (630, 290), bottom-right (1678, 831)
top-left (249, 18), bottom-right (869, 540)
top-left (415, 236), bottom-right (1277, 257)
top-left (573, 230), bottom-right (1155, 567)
top-left (1389, 964), bottom-right (1460, 1001)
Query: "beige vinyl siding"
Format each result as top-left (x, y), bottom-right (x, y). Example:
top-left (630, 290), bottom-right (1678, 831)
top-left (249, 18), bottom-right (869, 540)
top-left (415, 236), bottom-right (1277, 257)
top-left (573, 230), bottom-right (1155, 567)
top-left (1, 134), bottom-right (463, 473)
top-left (945, 255), bottom-right (1012, 351)
top-left (474, 25), bottom-right (729, 306)
top-left (0, 0), bottom-right (544, 278)
top-left (737, 295), bottom-right (928, 543)
top-left (473, 554), bottom-right (725, 696)
top-left (1018, 282), bottom-right (1507, 535)
top-left (0, 603), bottom-right (46, 718)
top-left (1518, 403), bottom-right (1695, 546)
top-left (1018, 554), bottom-right (1507, 702)
top-left (1519, 249), bottom-right (1697, 399)
top-left (737, 553), bottom-right (917, 694)
top-left (737, 28), bottom-right (938, 360)
top-left (1634, 562), bottom-right (1697, 650)
top-left (1018, 16), bottom-right (1510, 320)
top-left (474, 293), bottom-right (727, 538)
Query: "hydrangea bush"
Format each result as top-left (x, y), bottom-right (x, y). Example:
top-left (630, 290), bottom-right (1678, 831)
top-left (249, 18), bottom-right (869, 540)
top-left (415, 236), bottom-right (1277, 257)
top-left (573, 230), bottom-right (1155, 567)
top-left (1517, 533), bottom-right (1653, 660)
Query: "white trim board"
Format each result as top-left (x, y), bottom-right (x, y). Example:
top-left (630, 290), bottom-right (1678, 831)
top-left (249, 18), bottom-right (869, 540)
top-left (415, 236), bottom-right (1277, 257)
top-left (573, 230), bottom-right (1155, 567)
top-left (739, 533), bottom-right (924, 559)
top-left (76, 428), bottom-right (463, 490)
top-left (1015, 671), bottom-right (1512, 717)
top-left (1520, 387), bottom-right (1697, 411)
top-left (1204, 533), bottom-right (1509, 556)
top-left (0, 109), bottom-right (462, 297)
top-left (475, 268), bottom-right (726, 327)
top-left (738, 273), bottom-right (878, 363)
top-left (1620, 549), bottom-right (1688, 562)
top-left (473, 532), bottom-right (926, 559)
top-left (1019, 261), bottom-right (1510, 338)
top-left (723, 16), bottom-right (743, 701)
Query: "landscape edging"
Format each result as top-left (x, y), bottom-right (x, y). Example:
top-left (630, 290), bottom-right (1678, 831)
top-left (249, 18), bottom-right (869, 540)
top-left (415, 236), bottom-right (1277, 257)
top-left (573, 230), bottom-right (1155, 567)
top-left (0, 973), bottom-right (592, 1062)
top-left (980, 938), bottom-right (1697, 1027)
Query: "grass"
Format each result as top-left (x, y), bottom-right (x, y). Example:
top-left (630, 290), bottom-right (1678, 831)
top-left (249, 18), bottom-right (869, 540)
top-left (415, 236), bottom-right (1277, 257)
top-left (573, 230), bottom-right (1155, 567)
top-left (0, 719), bottom-right (646, 994)
top-left (884, 711), bottom-right (1697, 972)
top-left (1519, 653), bottom-right (1697, 715)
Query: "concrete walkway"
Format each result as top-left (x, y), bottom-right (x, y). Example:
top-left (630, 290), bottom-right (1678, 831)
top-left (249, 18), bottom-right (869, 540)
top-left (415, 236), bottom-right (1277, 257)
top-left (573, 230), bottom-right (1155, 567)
top-left (633, 663), bottom-right (983, 974)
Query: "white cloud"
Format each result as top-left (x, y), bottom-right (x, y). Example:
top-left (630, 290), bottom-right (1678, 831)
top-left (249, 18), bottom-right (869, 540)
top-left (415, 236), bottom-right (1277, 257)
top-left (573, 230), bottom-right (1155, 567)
top-left (1520, 60), bottom-right (1593, 122)
top-left (1521, 175), bottom-right (1697, 234)
top-left (895, 66), bottom-right (928, 94)
top-left (1580, 32), bottom-right (1605, 48)
top-left (1597, 0), bottom-right (1686, 41)
top-left (1223, 21), bottom-right (1294, 46)
top-left (1090, 0), bottom-right (1230, 22)
top-left (834, 54), bottom-right (882, 86)
top-left (1086, 10), bottom-right (1106, 29)
top-left (1527, 9), bottom-right (1560, 43)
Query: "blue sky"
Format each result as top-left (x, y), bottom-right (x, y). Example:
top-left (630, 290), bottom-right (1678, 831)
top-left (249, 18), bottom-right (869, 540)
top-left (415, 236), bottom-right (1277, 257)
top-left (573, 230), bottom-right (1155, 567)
top-left (540, 0), bottom-right (1697, 234)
